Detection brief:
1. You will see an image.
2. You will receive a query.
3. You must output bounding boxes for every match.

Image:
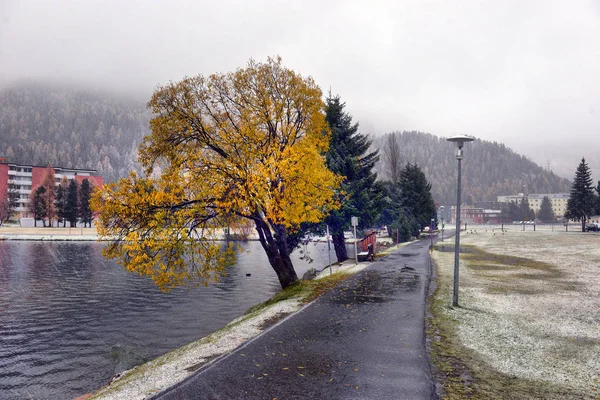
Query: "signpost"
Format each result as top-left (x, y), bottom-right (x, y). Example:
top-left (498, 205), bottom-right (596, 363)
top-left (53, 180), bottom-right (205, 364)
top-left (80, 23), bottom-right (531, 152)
top-left (351, 216), bottom-right (358, 264)
top-left (326, 225), bottom-right (332, 275)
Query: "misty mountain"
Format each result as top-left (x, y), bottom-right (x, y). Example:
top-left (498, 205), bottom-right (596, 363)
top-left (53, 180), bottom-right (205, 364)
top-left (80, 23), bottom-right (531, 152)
top-left (0, 84), bottom-right (572, 207)
top-left (372, 131), bottom-right (572, 206)
top-left (0, 82), bottom-right (150, 182)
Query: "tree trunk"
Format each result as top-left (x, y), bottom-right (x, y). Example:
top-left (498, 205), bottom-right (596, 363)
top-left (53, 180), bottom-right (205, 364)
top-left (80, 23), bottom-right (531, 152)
top-left (254, 218), bottom-right (298, 289)
top-left (331, 231), bottom-right (348, 262)
top-left (582, 218), bottom-right (586, 232)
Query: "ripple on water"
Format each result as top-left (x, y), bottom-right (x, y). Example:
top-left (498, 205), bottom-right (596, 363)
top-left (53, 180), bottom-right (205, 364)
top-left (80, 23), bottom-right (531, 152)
top-left (0, 240), bottom-right (338, 400)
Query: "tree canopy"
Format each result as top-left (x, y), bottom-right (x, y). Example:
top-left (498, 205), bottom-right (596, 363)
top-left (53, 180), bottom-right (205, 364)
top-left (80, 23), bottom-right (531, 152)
top-left (321, 94), bottom-right (384, 262)
top-left (92, 57), bottom-right (341, 290)
top-left (565, 158), bottom-right (595, 231)
top-left (398, 163), bottom-right (436, 232)
top-left (537, 196), bottom-right (555, 222)
top-left (79, 179), bottom-right (94, 227)
top-left (40, 166), bottom-right (57, 226)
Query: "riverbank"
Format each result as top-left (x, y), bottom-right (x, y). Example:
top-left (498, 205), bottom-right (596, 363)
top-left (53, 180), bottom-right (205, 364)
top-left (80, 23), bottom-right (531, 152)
top-left (85, 241), bottom-right (405, 400)
top-left (0, 226), bottom-right (100, 241)
top-left (429, 229), bottom-right (600, 399)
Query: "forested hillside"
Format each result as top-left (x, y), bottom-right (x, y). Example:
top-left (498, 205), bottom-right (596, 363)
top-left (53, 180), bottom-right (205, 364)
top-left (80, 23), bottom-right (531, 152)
top-left (372, 131), bottom-right (571, 205)
top-left (0, 83), bottom-right (149, 182)
top-left (0, 84), bottom-right (572, 205)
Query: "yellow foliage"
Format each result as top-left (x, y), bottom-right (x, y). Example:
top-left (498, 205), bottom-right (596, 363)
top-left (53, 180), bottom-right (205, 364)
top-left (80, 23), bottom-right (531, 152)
top-left (92, 57), bottom-right (341, 290)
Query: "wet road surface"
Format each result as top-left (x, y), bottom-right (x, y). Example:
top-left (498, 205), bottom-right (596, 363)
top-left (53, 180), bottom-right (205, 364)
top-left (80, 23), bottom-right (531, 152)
top-left (154, 239), bottom-right (436, 399)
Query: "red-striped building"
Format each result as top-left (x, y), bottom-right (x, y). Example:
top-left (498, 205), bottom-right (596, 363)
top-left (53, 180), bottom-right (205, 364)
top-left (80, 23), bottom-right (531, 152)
top-left (0, 157), bottom-right (103, 219)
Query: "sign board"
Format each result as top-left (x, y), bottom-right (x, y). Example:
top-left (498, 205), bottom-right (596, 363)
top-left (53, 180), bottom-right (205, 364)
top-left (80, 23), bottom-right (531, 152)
top-left (351, 216), bottom-right (358, 227)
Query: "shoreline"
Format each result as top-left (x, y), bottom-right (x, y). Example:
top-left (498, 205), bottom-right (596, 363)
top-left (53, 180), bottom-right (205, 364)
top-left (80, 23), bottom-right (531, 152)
top-left (85, 240), bottom-right (405, 400)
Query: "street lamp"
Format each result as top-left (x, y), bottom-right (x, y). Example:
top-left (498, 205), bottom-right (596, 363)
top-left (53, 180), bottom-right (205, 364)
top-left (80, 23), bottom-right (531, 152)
top-left (447, 134), bottom-right (475, 307)
top-left (440, 206), bottom-right (444, 242)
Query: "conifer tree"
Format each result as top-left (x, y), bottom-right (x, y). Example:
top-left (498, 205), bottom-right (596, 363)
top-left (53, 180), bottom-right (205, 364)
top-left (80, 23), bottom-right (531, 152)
top-left (79, 179), bottom-right (93, 227)
top-left (56, 176), bottom-right (69, 227)
top-left (537, 196), bottom-right (555, 222)
top-left (40, 166), bottom-right (57, 227)
top-left (29, 186), bottom-right (46, 227)
top-left (0, 192), bottom-right (9, 224)
top-left (595, 181), bottom-right (600, 215)
top-left (565, 158), bottom-right (595, 231)
top-left (322, 94), bottom-right (384, 262)
top-left (7, 183), bottom-right (19, 219)
top-left (66, 179), bottom-right (79, 227)
top-left (398, 163), bottom-right (436, 235)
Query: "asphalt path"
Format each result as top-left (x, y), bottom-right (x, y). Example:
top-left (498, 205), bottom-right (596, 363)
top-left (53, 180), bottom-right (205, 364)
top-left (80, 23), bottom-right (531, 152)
top-left (154, 238), bottom-right (437, 400)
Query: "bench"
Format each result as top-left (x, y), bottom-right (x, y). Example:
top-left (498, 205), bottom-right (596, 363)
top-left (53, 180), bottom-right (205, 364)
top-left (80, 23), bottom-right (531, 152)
top-left (357, 243), bottom-right (374, 262)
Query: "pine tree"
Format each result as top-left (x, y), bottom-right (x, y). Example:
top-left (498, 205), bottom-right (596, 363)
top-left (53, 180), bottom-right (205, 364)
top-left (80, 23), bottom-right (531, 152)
top-left (398, 163), bottom-right (436, 235)
top-left (0, 192), bottom-right (9, 224)
top-left (519, 198), bottom-right (534, 221)
top-left (55, 176), bottom-right (69, 227)
top-left (66, 179), bottom-right (79, 227)
top-left (537, 196), bottom-right (555, 222)
top-left (7, 183), bottom-right (19, 219)
top-left (595, 181), bottom-right (600, 215)
top-left (565, 158), bottom-right (595, 231)
top-left (29, 186), bottom-right (46, 227)
top-left (40, 166), bottom-right (57, 227)
top-left (321, 94), bottom-right (385, 262)
top-left (79, 179), bottom-right (93, 227)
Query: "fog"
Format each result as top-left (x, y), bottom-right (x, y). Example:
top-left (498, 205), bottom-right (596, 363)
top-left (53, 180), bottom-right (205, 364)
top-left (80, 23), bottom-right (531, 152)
top-left (1, 0), bottom-right (599, 179)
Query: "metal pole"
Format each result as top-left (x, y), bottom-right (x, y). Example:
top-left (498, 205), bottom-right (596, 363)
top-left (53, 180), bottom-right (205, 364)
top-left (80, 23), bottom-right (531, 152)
top-left (441, 217), bottom-right (444, 241)
top-left (327, 225), bottom-right (332, 275)
top-left (354, 223), bottom-right (358, 264)
top-left (453, 157), bottom-right (462, 307)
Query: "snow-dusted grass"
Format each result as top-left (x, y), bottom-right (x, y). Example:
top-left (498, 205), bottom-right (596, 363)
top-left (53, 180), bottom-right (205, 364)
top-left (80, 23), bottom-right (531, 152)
top-left (89, 260), bottom-right (361, 400)
top-left (431, 228), bottom-right (600, 398)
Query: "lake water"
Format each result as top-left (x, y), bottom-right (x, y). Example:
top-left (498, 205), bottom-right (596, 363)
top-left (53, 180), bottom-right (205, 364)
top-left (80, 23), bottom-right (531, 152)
top-left (0, 240), bottom-right (343, 400)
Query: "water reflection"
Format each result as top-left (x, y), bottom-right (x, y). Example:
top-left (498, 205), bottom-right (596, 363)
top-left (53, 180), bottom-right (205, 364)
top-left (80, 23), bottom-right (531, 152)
top-left (0, 240), bottom-right (338, 400)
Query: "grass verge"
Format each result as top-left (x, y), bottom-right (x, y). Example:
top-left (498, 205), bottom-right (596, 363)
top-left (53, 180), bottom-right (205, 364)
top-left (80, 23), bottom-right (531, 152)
top-left (245, 270), bottom-right (353, 315)
top-left (428, 244), bottom-right (595, 399)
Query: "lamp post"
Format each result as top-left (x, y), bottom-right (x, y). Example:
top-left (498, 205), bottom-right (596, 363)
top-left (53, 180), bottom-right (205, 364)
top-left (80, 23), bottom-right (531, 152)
top-left (447, 135), bottom-right (475, 307)
top-left (440, 206), bottom-right (444, 242)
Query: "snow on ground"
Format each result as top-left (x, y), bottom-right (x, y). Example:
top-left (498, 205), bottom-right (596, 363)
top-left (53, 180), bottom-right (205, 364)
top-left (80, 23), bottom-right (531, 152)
top-left (433, 226), bottom-right (600, 395)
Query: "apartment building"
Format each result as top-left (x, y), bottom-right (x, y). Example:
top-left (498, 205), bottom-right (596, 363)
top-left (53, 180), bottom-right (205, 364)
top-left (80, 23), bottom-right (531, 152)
top-left (0, 158), bottom-right (103, 219)
top-left (497, 192), bottom-right (570, 218)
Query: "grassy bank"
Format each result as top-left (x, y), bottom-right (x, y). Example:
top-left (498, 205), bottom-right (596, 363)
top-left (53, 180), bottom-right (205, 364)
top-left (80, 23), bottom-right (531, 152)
top-left (90, 260), bottom-right (363, 400)
top-left (428, 230), bottom-right (600, 399)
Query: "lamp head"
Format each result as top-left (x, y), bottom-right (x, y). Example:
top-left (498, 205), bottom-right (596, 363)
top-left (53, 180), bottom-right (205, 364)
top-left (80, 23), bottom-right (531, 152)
top-left (447, 135), bottom-right (475, 159)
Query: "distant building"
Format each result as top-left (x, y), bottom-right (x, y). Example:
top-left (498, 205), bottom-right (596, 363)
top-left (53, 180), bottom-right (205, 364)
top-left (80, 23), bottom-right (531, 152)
top-left (449, 206), bottom-right (504, 224)
top-left (0, 158), bottom-right (103, 219)
top-left (497, 192), bottom-right (570, 218)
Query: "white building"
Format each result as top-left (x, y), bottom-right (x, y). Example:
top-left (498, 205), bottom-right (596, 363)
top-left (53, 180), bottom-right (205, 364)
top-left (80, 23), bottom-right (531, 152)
top-left (497, 192), bottom-right (570, 218)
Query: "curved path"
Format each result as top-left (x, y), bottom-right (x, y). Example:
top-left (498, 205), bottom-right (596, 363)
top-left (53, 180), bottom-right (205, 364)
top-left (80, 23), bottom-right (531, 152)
top-left (154, 238), bottom-right (437, 400)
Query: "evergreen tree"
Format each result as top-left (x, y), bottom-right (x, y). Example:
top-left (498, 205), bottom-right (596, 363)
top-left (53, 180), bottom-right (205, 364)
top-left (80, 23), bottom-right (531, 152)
top-left (55, 176), bottom-right (69, 227)
top-left (66, 179), bottom-right (79, 227)
top-left (7, 183), bottom-right (19, 219)
top-left (29, 186), bottom-right (46, 227)
top-left (537, 196), bottom-right (555, 222)
top-left (519, 198), bottom-right (534, 221)
top-left (398, 163), bottom-right (436, 235)
top-left (40, 166), bottom-right (57, 227)
top-left (565, 158), bottom-right (595, 231)
top-left (595, 181), bottom-right (600, 215)
top-left (79, 178), bottom-right (94, 227)
top-left (321, 94), bottom-right (385, 262)
top-left (0, 192), bottom-right (9, 224)
top-left (501, 201), bottom-right (520, 222)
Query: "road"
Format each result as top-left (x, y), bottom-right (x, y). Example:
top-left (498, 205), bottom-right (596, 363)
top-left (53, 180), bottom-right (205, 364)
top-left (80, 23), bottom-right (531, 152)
top-left (154, 238), bottom-right (437, 400)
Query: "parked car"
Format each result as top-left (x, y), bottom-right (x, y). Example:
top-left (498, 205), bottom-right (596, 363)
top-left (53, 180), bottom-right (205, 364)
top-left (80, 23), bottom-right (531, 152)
top-left (585, 223), bottom-right (599, 232)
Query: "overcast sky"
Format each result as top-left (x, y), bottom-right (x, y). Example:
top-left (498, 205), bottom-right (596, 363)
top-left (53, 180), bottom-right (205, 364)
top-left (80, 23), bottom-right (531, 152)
top-left (1, 0), bottom-right (599, 180)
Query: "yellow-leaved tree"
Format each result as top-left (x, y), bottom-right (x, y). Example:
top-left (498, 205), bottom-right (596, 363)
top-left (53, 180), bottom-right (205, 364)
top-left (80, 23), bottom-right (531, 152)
top-left (92, 57), bottom-right (342, 290)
